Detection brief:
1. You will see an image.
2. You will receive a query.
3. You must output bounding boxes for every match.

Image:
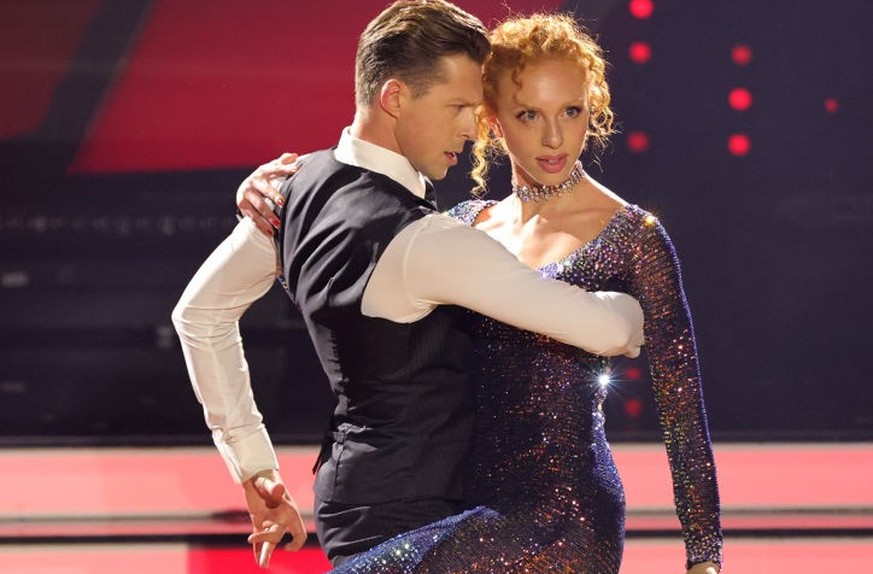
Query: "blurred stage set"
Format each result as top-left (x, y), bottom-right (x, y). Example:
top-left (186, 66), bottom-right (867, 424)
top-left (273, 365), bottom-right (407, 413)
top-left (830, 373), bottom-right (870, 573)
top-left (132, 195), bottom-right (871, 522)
top-left (1, 0), bottom-right (871, 572)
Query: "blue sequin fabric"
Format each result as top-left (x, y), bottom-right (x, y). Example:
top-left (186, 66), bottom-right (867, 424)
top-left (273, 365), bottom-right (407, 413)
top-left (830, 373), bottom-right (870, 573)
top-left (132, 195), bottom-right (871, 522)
top-left (332, 201), bottom-right (722, 573)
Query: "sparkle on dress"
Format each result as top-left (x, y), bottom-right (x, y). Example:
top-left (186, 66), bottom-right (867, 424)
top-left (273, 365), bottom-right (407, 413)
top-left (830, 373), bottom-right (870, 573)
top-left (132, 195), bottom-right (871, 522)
top-left (331, 201), bottom-right (722, 573)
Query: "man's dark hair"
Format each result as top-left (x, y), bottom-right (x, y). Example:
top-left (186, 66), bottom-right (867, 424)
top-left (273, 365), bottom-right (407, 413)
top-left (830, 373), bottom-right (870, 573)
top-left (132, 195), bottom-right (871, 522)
top-left (355, 0), bottom-right (490, 106)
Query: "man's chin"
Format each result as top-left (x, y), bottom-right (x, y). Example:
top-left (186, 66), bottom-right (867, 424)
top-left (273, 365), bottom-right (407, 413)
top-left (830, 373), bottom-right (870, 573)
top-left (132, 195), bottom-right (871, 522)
top-left (424, 167), bottom-right (450, 181)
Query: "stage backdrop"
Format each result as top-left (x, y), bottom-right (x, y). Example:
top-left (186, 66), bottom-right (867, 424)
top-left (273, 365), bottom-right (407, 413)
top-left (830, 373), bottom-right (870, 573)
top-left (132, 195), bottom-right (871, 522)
top-left (1, 0), bottom-right (871, 446)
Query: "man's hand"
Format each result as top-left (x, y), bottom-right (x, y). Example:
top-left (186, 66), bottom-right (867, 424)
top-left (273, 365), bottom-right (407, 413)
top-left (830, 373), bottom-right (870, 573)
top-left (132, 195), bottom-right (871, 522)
top-left (237, 153), bottom-right (300, 236)
top-left (243, 469), bottom-right (308, 568)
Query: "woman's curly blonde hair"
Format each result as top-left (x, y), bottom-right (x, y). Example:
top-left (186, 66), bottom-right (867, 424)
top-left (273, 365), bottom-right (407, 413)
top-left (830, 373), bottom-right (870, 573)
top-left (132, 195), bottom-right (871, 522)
top-left (471, 13), bottom-right (615, 195)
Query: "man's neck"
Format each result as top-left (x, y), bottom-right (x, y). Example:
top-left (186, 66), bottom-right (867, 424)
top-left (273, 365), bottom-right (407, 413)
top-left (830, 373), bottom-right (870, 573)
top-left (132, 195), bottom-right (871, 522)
top-left (350, 108), bottom-right (401, 155)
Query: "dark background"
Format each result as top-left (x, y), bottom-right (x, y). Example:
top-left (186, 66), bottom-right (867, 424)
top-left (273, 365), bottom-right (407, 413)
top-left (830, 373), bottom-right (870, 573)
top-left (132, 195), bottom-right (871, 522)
top-left (1, 0), bottom-right (871, 446)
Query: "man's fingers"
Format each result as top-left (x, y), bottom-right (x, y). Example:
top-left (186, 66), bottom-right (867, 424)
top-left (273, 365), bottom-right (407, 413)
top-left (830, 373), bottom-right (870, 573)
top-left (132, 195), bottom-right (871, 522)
top-left (258, 539), bottom-right (276, 568)
top-left (253, 476), bottom-right (286, 508)
top-left (252, 541), bottom-right (260, 566)
top-left (284, 513), bottom-right (308, 552)
top-left (249, 518), bottom-right (306, 565)
top-left (249, 521), bottom-right (284, 568)
top-left (284, 528), bottom-right (308, 552)
top-left (251, 541), bottom-right (268, 568)
top-left (247, 523), bottom-right (280, 544)
top-left (250, 536), bottom-right (278, 568)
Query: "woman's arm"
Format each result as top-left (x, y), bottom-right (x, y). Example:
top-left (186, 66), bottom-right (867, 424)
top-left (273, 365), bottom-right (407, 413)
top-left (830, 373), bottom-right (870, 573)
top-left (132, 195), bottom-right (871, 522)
top-left (628, 214), bottom-right (723, 570)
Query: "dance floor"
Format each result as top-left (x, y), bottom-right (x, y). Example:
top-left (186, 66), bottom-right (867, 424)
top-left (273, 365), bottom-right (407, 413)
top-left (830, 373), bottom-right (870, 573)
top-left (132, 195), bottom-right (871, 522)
top-left (1, 443), bottom-right (871, 573)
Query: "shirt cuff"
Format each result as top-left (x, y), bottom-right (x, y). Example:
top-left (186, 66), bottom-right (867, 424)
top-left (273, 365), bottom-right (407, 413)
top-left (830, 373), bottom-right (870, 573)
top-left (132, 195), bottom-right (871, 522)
top-left (213, 425), bottom-right (279, 483)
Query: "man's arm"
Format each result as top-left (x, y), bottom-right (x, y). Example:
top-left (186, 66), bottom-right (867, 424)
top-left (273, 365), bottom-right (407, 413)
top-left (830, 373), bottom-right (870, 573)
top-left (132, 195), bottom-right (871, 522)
top-left (367, 215), bottom-right (644, 358)
top-left (172, 217), bottom-right (279, 479)
top-left (171, 217), bottom-right (306, 565)
top-left (236, 154), bottom-right (643, 356)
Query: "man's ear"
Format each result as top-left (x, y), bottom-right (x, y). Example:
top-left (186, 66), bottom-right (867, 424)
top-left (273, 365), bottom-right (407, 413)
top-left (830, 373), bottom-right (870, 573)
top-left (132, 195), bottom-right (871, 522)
top-left (379, 78), bottom-right (405, 119)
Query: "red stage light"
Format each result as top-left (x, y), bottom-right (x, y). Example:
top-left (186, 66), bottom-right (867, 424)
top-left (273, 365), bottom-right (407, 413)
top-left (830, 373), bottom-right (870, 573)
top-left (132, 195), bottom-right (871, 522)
top-left (729, 87), bottom-right (753, 111)
top-left (728, 133), bottom-right (751, 156)
top-left (629, 0), bottom-right (654, 20)
top-left (824, 98), bottom-right (839, 113)
top-left (627, 131), bottom-right (650, 153)
top-left (625, 366), bottom-right (642, 381)
top-left (625, 398), bottom-right (644, 418)
top-left (628, 41), bottom-right (652, 64)
top-left (731, 43), bottom-right (753, 66)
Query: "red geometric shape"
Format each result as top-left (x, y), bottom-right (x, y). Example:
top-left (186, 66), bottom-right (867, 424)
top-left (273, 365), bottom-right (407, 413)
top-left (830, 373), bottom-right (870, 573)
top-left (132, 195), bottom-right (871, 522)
top-left (187, 546), bottom-right (331, 573)
top-left (728, 133), bottom-right (751, 156)
top-left (0, 0), bottom-right (100, 140)
top-left (628, 41), bottom-right (652, 64)
top-left (731, 43), bottom-right (753, 66)
top-left (629, 0), bottom-right (654, 20)
top-left (624, 398), bottom-right (644, 419)
top-left (728, 87), bottom-right (753, 111)
top-left (624, 366), bottom-right (642, 381)
top-left (626, 131), bottom-right (650, 153)
top-left (69, 0), bottom-right (566, 174)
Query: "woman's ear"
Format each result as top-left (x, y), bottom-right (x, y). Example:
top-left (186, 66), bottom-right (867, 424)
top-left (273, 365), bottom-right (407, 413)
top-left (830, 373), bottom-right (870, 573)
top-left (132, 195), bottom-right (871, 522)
top-left (379, 79), bottom-right (405, 118)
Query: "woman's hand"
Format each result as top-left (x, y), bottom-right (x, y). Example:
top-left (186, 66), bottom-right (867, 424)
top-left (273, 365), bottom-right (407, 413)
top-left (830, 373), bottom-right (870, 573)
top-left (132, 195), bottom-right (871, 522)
top-left (237, 152), bottom-right (300, 236)
top-left (687, 561), bottom-right (720, 574)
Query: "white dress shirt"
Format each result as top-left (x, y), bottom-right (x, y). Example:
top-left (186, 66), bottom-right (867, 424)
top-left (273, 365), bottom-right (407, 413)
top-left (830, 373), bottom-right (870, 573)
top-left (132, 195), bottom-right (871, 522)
top-left (172, 129), bottom-right (643, 483)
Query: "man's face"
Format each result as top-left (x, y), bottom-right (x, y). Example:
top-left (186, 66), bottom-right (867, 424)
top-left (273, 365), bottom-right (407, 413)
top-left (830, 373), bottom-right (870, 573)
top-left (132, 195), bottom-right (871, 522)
top-left (394, 55), bottom-right (483, 181)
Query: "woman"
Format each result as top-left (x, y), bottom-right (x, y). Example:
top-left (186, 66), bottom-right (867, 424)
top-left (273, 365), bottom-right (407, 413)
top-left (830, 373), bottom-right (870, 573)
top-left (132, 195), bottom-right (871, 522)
top-left (242, 13), bottom-right (722, 574)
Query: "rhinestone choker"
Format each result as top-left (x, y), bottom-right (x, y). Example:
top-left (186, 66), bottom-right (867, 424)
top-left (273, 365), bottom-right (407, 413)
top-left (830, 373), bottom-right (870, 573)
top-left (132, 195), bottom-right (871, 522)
top-left (512, 161), bottom-right (586, 203)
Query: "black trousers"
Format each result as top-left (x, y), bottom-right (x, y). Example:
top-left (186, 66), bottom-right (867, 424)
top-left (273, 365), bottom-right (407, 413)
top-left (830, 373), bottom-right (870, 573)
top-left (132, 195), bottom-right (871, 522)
top-left (316, 496), bottom-right (463, 566)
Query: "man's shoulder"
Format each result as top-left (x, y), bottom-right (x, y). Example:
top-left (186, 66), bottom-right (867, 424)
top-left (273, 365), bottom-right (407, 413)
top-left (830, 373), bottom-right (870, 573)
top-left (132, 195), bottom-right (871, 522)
top-left (294, 149), bottom-right (389, 186)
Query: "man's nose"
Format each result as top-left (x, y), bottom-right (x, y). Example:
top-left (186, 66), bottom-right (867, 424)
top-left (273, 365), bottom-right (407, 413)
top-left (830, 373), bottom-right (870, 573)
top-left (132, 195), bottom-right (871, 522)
top-left (459, 107), bottom-right (477, 141)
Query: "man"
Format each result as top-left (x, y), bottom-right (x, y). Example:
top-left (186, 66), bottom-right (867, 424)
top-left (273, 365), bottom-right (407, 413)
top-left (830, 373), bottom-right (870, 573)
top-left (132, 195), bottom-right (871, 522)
top-left (172, 0), bottom-right (644, 568)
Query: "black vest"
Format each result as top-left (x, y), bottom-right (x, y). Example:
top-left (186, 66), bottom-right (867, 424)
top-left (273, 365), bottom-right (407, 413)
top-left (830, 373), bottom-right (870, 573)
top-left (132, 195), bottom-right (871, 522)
top-left (276, 150), bottom-right (472, 505)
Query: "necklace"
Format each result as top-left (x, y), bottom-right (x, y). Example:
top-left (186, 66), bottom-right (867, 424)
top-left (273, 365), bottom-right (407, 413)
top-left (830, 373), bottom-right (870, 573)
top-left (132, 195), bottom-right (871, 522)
top-left (512, 161), bottom-right (586, 203)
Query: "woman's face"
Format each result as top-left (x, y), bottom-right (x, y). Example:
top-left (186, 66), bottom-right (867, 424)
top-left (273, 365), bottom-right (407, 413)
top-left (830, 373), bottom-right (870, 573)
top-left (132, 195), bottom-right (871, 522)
top-left (492, 58), bottom-right (590, 189)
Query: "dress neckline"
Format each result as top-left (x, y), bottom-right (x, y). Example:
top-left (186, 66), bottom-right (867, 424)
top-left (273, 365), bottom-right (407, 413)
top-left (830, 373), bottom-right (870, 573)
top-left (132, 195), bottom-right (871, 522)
top-left (466, 200), bottom-right (637, 271)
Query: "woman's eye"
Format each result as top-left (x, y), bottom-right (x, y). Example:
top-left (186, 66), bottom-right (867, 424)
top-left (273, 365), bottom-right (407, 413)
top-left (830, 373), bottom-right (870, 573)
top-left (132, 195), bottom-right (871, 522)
top-left (517, 110), bottom-right (538, 122)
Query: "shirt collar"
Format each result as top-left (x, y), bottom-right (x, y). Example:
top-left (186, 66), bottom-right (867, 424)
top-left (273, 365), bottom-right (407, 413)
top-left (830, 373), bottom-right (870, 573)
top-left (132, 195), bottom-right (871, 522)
top-left (334, 127), bottom-right (429, 199)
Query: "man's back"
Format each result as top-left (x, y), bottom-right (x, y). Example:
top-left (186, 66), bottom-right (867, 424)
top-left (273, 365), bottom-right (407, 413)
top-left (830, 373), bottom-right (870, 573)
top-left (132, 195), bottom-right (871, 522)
top-left (277, 150), bottom-right (474, 506)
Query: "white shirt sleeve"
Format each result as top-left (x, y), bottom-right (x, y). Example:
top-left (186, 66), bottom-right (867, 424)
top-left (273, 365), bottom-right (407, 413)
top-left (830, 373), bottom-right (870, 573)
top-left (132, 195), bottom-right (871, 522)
top-left (171, 218), bottom-right (280, 483)
top-left (363, 214), bottom-right (644, 357)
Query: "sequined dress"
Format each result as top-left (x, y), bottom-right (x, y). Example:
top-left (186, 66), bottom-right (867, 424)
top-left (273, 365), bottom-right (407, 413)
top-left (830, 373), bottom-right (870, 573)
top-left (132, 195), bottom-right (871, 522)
top-left (331, 201), bottom-right (722, 573)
